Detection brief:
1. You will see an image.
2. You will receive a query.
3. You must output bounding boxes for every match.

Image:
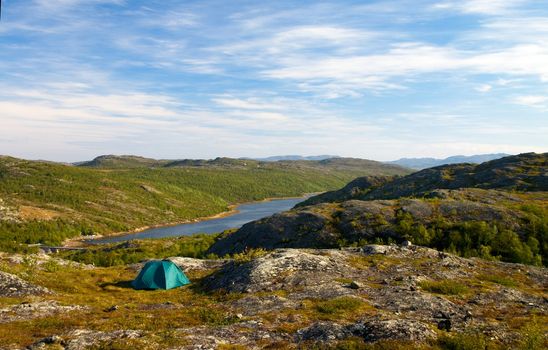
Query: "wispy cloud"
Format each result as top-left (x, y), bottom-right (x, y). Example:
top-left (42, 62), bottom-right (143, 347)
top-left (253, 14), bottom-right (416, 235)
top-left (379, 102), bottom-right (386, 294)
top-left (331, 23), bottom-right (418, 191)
top-left (513, 95), bottom-right (548, 109)
top-left (433, 0), bottom-right (527, 15)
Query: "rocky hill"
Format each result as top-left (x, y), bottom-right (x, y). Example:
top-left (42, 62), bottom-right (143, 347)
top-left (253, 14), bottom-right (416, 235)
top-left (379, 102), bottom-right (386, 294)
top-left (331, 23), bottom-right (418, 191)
top-left (76, 155), bottom-right (170, 168)
top-left (296, 175), bottom-right (393, 207)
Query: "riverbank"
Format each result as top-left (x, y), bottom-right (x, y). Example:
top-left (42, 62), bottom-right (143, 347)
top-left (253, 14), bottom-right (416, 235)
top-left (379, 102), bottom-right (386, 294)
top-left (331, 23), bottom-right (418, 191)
top-left (63, 193), bottom-right (318, 247)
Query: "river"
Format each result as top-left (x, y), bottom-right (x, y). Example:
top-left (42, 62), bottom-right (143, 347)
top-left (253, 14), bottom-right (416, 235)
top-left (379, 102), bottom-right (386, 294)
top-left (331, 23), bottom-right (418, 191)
top-left (90, 196), bottom-right (307, 244)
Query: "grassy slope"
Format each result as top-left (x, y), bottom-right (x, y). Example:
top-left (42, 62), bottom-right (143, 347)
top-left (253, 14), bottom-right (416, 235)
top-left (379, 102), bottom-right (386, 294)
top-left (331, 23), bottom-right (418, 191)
top-left (0, 156), bottom-right (409, 249)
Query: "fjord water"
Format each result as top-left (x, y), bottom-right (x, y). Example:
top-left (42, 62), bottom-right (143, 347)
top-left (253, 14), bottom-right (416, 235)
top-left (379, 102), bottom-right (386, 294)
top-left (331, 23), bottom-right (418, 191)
top-left (91, 196), bottom-right (307, 244)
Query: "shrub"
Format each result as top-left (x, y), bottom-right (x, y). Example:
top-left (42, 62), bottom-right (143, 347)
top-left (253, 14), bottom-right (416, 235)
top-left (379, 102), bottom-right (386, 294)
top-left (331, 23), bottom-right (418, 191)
top-left (232, 248), bottom-right (268, 264)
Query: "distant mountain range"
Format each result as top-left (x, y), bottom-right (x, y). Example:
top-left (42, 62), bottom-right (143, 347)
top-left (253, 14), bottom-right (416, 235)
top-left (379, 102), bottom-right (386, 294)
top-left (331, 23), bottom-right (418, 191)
top-left (387, 153), bottom-right (511, 170)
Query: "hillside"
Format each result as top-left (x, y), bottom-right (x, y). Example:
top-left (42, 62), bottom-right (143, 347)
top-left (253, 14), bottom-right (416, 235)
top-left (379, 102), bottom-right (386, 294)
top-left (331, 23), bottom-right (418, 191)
top-left (367, 152), bottom-right (546, 200)
top-left (78, 155), bottom-right (410, 176)
top-left (76, 155), bottom-right (170, 168)
top-left (251, 155), bottom-right (339, 161)
top-left (208, 153), bottom-right (548, 266)
top-left (0, 156), bottom-right (409, 251)
top-left (388, 153), bottom-right (510, 169)
top-left (299, 153), bottom-right (547, 206)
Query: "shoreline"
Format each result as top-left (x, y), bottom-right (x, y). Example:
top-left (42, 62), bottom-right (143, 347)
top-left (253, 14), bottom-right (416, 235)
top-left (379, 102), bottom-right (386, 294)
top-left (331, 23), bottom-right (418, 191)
top-left (63, 193), bottom-right (318, 247)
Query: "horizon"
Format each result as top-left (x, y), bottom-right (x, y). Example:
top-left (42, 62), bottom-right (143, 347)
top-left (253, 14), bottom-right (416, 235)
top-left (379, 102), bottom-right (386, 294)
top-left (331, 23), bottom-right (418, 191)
top-left (0, 151), bottom-right (524, 164)
top-left (1, 1), bottom-right (547, 162)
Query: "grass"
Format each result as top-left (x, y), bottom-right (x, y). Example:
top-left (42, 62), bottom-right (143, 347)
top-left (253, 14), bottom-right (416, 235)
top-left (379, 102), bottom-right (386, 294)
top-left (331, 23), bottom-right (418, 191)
top-left (516, 317), bottom-right (547, 350)
top-left (436, 331), bottom-right (495, 350)
top-left (311, 296), bottom-right (374, 321)
top-left (419, 280), bottom-right (469, 295)
top-left (476, 273), bottom-right (518, 287)
top-left (315, 296), bottom-right (365, 314)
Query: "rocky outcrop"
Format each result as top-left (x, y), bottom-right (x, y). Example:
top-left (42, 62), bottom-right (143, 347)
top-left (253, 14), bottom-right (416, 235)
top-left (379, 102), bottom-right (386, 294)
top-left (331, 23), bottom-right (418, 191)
top-left (27, 329), bottom-right (143, 350)
top-left (1, 252), bottom-right (94, 270)
top-left (297, 318), bottom-right (436, 343)
top-left (208, 208), bottom-right (341, 256)
top-left (199, 246), bottom-right (546, 347)
top-left (296, 175), bottom-right (393, 207)
top-left (0, 301), bottom-right (86, 323)
top-left (204, 249), bottom-right (354, 296)
top-left (0, 271), bottom-right (50, 297)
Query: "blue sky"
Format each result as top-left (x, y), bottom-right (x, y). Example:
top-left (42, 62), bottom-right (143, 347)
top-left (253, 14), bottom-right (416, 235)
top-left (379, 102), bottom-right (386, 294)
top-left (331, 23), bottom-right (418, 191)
top-left (0, 0), bottom-right (547, 162)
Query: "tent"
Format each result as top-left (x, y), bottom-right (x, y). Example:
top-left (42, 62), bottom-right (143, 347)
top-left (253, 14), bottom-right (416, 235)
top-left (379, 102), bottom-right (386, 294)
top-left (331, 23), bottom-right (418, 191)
top-left (132, 260), bottom-right (190, 290)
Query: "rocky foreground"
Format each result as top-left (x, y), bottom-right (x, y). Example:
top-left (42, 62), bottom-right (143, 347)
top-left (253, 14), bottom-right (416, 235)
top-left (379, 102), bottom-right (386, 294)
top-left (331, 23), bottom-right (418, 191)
top-left (0, 244), bottom-right (546, 349)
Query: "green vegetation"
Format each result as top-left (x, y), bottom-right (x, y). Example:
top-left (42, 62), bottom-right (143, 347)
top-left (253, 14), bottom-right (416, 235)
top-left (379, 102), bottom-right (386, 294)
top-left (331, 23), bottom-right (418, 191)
top-left (393, 212), bottom-right (546, 266)
top-left (315, 296), bottom-right (366, 315)
top-left (232, 247), bottom-right (268, 264)
top-left (0, 156), bottom-right (406, 252)
top-left (476, 274), bottom-right (518, 287)
top-left (436, 331), bottom-right (493, 350)
top-left (517, 317), bottom-right (546, 350)
top-left (418, 280), bottom-right (469, 295)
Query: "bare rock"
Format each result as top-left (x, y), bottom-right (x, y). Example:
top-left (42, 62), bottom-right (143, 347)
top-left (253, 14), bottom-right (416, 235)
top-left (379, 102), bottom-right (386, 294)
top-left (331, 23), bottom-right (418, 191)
top-left (1, 301), bottom-right (86, 323)
top-left (203, 249), bottom-right (352, 294)
top-left (296, 322), bottom-right (349, 341)
top-left (175, 321), bottom-right (289, 350)
top-left (230, 295), bottom-right (298, 316)
top-left (63, 329), bottom-right (142, 350)
top-left (297, 318), bottom-right (436, 343)
top-left (166, 257), bottom-right (228, 271)
top-left (349, 318), bottom-right (436, 342)
top-left (0, 271), bottom-right (51, 297)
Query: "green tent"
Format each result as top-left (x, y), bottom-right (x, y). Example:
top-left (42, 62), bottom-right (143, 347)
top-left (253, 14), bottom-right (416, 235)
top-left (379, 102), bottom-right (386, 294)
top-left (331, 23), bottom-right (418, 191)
top-left (132, 260), bottom-right (190, 290)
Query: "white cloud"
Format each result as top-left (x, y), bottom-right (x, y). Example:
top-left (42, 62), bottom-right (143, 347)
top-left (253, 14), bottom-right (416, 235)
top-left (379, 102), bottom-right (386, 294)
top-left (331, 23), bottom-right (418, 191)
top-left (212, 98), bottom-right (284, 110)
top-left (475, 84), bottom-right (492, 93)
top-left (513, 95), bottom-right (548, 108)
top-left (433, 0), bottom-right (526, 15)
